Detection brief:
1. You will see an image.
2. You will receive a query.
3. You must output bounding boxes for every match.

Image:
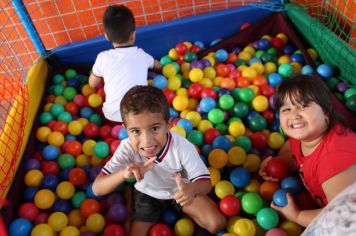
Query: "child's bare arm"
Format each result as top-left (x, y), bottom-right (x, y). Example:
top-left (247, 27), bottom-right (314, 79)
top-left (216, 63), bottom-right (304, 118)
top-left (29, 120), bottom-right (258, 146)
top-left (88, 73), bottom-right (103, 88)
top-left (92, 170), bottom-right (127, 196)
top-left (153, 59), bottom-right (162, 70)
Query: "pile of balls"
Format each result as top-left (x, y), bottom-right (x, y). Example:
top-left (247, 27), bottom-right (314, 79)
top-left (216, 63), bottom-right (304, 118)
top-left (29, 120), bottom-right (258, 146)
top-left (8, 29), bottom-right (355, 236)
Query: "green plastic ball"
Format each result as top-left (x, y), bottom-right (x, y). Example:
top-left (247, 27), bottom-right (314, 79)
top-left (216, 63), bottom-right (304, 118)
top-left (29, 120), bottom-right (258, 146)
top-left (65, 69), bottom-right (77, 79)
top-left (63, 87), bottom-right (77, 101)
top-left (238, 87), bottom-right (255, 103)
top-left (278, 64), bottom-right (295, 78)
top-left (241, 192), bottom-right (263, 214)
top-left (53, 74), bottom-right (65, 84)
top-left (160, 55), bottom-right (172, 65)
top-left (57, 111), bottom-right (72, 123)
top-left (219, 94), bottom-right (235, 110)
top-left (40, 112), bottom-right (54, 125)
top-left (53, 85), bottom-right (65, 96)
top-left (235, 136), bottom-right (252, 152)
top-left (58, 153), bottom-right (75, 169)
top-left (344, 87), bottom-right (356, 99)
top-left (346, 95), bottom-right (356, 112)
top-left (249, 115), bottom-right (267, 132)
top-left (71, 191), bottom-right (87, 208)
top-left (208, 108), bottom-right (225, 124)
top-left (256, 207), bottom-right (279, 230)
top-left (187, 130), bottom-right (203, 146)
top-left (232, 102), bottom-right (249, 118)
top-left (50, 103), bottom-right (64, 117)
top-left (215, 123), bottom-right (228, 135)
top-left (90, 113), bottom-right (104, 126)
top-left (93, 141), bottom-right (110, 159)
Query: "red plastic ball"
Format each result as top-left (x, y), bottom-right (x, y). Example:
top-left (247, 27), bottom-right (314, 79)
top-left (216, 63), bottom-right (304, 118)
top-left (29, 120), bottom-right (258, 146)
top-left (80, 199), bottom-right (101, 217)
top-left (266, 158), bottom-right (288, 180)
top-left (163, 89), bottom-right (176, 105)
top-left (219, 195), bottom-right (241, 217)
top-left (104, 224), bottom-right (126, 236)
top-left (250, 132), bottom-right (268, 149)
top-left (18, 202), bottom-right (40, 221)
top-left (260, 84), bottom-right (275, 98)
top-left (64, 102), bottom-right (79, 115)
top-left (200, 87), bottom-right (217, 100)
top-left (110, 140), bottom-right (121, 155)
top-left (68, 167), bottom-right (87, 185)
top-left (41, 161), bottom-right (60, 175)
top-left (204, 128), bottom-right (221, 144)
top-left (175, 43), bottom-right (188, 55)
top-left (99, 125), bottom-right (112, 140)
top-left (190, 45), bottom-right (201, 53)
top-left (47, 120), bottom-right (56, 130)
top-left (83, 123), bottom-right (99, 138)
top-left (149, 223), bottom-right (172, 236)
top-left (271, 37), bottom-right (285, 50)
top-left (216, 64), bottom-right (230, 77)
top-left (64, 140), bottom-right (82, 156)
top-left (262, 110), bottom-right (275, 124)
top-left (52, 121), bottom-right (68, 135)
top-left (188, 82), bottom-right (203, 99)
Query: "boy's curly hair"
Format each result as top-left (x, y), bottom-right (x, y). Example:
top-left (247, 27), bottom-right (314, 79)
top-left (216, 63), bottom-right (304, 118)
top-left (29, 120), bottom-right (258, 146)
top-left (120, 86), bottom-right (170, 123)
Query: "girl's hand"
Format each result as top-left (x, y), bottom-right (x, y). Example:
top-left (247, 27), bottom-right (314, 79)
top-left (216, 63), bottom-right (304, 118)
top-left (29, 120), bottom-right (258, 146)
top-left (271, 192), bottom-right (300, 223)
top-left (174, 173), bottom-right (195, 207)
top-left (123, 157), bottom-right (156, 181)
top-left (259, 156), bottom-right (279, 182)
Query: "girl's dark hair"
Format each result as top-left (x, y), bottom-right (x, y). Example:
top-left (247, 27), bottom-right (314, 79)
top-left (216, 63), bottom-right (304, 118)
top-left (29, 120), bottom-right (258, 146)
top-left (120, 86), bottom-right (170, 123)
top-left (273, 75), bottom-right (348, 132)
top-left (103, 5), bottom-right (135, 43)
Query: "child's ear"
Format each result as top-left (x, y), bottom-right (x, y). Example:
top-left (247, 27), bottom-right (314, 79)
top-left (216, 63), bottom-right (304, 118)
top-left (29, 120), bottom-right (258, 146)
top-left (167, 118), bottom-right (172, 128)
top-left (104, 33), bottom-right (109, 41)
top-left (130, 31), bottom-right (136, 42)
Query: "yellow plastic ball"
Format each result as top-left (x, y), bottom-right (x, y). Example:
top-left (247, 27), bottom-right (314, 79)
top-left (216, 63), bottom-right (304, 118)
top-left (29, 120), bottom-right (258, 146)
top-left (215, 180), bottom-right (235, 199)
top-left (175, 218), bottom-right (194, 236)
top-left (233, 218), bottom-right (256, 236)
top-left (68, 209), bottom-right (85, 228)
top-left (176, 88), bottom-right (188, 97)
top-left (189, 68), bottom-right (204, 82)
top-left (279, 220), bottom-right (303, 236)
top-left (204, 56), bottom-right (215, 66)
top-left (25, 169), bottom-right (44, 187)
top-left (244, 179), bottom-right (261, 193)
top-left (81, 84), bottom-right (95, 96)
top-left (43, 103), bottom-right (53, 112)
top-left (213, 76), bottom-right (223, 86)
top-left (262, 35), bottom-right (272, 41)
top-left (228, 146), bottom-right (247, 166)
top-left (163, 64), bottom-right (177, 78)
top-left (90, 156), bottom-right (104, 166)
top-left (250, 62), bottom-right (264, 75)
top-left (68, 120), bottom-right (83, 136)
top-left (243, 154), bottom-right (261, 173)
top-left (76, 154), bottom-right (90, 167)
top-left (264, 62), bottom-right (277, 75)
top-left (31, 224), bottom-right (55, 236)
top-left (181, 62), bottom-right (191, 73)
top-left (199, 78), bottom-right (213, 88)
top-left (208, 167), bottom-right (221, 187)
top-left (36, 126), bottom-right (52, 142)
top-left (183, 41), bottom-right (193, 49)
top-left (77, 117), bottom-right (89, 127)
top-left (60, 226), bottom-right (80, 236)
top-left (276, 33), bottom-right (288, 44)
top-left (228, 121), bottom-right (246, 138)
top-left (88, 93), bottom-right (103, 108)
top-left (208, 149), bottom-right (228, 169)
top-left (268, 132), bottom-right (285, 149)
top-left (278, 55), bottom-right (290, 65)
top-left (227, 216), bottom-right (241, 233)
top-left (34, 189), bottom-right (56, 209)
top-left (173, 95), bottom-right (189, 111)
top-left (47, 131), bottom-right (65, 147)
top-left (243, 46), bottom-right (256, 56)
top-left (180, 110), bottom-right (191, 118)
top-left (185, 111), bottom-right (201, 127)
top-left (307, 48), bottom-right (318, 61)
top-left (56, 181), bottom-right (75, 200)
top-left (82, 139), bottom-right (96, 156)
top-left (48, 212), bottom-right (68, 232)
top-left (171, 126), bottom-right (186, 138)
top-left (242, 67), bottom-right (257, 80)
top-left (203, 67), bottom-right (216, 79)
top-left (54, 96), bottom-right (67, 106)
top-left (86, 213), bottom-right (105, 233)
top-left (167, 76), bottom-right (182, 91)
top-left (248, 85), bottom-right (260, 96)
top-left (188, 98), bottom-right (198, 111)
top-left (198, 120), bottom-right (213, 133)
top-left (291, 62), bottom-right (302, 74)
top-left (168, 48), bottom-right (180, 60)
top-left (252, 95), bottom-right (269, 112)
top-left (238, 51), bottom-right (252, 62)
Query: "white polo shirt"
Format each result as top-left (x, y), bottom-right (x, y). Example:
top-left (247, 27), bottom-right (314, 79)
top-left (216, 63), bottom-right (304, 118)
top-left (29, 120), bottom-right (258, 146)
top-left (101, 131), bottom-right (211, 199)
top-left (92, 46), bottom-right (154, 122)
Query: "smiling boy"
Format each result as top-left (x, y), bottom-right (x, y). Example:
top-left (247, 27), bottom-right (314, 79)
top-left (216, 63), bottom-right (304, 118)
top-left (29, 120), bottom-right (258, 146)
top-left (92, 85), bottom-right (226, 236)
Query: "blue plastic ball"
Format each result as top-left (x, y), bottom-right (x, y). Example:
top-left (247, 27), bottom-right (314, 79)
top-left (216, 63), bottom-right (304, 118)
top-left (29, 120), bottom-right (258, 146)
top-left (9, 218), bottom-right (32, 236)
top-left (86, 183), bottom-right (102, 200)
top-left (257, 38), bottom-right (271, 50)
top-left (249, 57), bottom-right (262, 65)
top-left (301, 65), bottom-right (314, 75)
top-left (41, 174), bottom-right (59, 190)
top-left (212, 135), bottom-right (232, 151)
top-left (317, 64), bottom-right (333, 79)
top-left (273, 189), bottom-right (288, 207)
top-left (80, 107), bottom-right (94, 118)
top-left (161, 208), bottom-right (179, 228)
top-left (177, 118), bottom-right (193, 133)
top-left (281, 176), bottom-right (302, 196)
top-left (119, 127), bottom-right (128, 140)
top-left (282, 45), bottom-right (296, 55)
top-left (199, 97), bottom-right (217, 113)
top-left (290, 53), bottom-right (305, 64)
top-left (268, 73), bottom-right (283, 87)
top-left (24, 187), bottom-right (38, 202)
top-left (230, 167), bottom-right (251, 188)
top-left (169, 107), bottom-right (179, 118)
top-left (152, 75), bottom-right (168, 89)
top-left (52, 199), bottom-right (71, 214)
top-left (194, 41), bottom-right (205, 49)
top-left (42, 145), bottom-right (59, 161)
top-left (25, 159), bottom-right (41, 171)
top-left (215, 49), bottom-right (228, 62)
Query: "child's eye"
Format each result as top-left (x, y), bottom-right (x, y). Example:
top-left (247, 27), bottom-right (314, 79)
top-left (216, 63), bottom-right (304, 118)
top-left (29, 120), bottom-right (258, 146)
top-left (280, 108), bottom-right (290, 113)
top-left (152, 126), bottom-right (161, 132)
top-left (130, 129), bottom-right (140, 135)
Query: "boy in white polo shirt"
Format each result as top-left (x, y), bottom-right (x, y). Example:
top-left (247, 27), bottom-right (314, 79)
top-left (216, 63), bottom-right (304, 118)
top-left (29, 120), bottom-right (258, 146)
top-left (92, 85), bottom-right (226, 236)
top-left (89, 5), bottom-right (161, 123)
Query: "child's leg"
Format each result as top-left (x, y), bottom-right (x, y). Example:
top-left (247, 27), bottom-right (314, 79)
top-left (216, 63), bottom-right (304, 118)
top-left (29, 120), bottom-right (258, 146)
top-left (182, 195), bottom-right (226, 233)
top-left (129, 221), bottom-right (153, 236)
top-left (123, 185), bottom-right (133, 233)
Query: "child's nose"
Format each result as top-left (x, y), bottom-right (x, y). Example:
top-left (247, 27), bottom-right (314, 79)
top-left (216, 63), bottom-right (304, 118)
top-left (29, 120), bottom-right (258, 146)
top-left (141, 131), bottom-right (152, 142)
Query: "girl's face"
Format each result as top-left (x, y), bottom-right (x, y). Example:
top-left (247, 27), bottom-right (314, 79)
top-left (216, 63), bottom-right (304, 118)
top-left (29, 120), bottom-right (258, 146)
top-left (124, 110), bottom-right (170, 159)
top-left (279, 96), bottom-right (328, 142)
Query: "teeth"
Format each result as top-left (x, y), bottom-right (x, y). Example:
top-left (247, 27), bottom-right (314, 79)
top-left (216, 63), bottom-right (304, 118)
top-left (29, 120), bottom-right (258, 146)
top-left (291, 123), bottom-right (304, 128)
top-left (141, 146), bottom-right (156, 151)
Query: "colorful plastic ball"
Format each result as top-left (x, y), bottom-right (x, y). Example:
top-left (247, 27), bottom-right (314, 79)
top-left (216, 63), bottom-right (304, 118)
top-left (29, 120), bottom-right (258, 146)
top-left (199, 97), bottom-right (216, 113)
top-left (56, 181), bottom-right (75, 200)
top-left (58, 153), bottom-right (75, 169)
top-left (215, 180), bottom-right (235, 199)
top-left (175, 218), bottom-right (194, 236)
top-left (57, 111), bottom-right (72, 123)
top-left (228, 121), bottom-right (245, 138)
top-left (212, 136), bottom-right (232, 152)
top-left (238, 87), bottom-right (255, 102)
top-left (80, 198), bottom-right (101, 217)
top-left (316, 64), bottom-right (333, 79)
top-left (103, 224), bottom-right (126, 236)
top-left (266, 228), bottom-right (288, 236)
top-left (204, 128), bottom-right (221, 144)
top-left (249, 115), bottom-right (267, 132)
top-left (152, 75), bottom-right (168, 89)
top-left (281, 176), bottom-right (301, 196)
top-left (230, 167), bottom-right (250, 188)
top-left (273, 189), bottom-right (288, 207)
top-left (345, 87), bottom-right (356, 99)
top-left (160, 209), bottom-right (179, 228)
top-left (34, 189), bottom-right (56, 209)
top-left (300, 65), bottom-right (313, 75)
top-left (162, 64), bottom-right (177, 78)
top-left (50, 103), bottom-right (65, 117)
top-left (42, 144), bottom-right (59, 161)
top-left (256, 208), bottom-right (279, 230)
top-left (220, 195), bottom-right (241, 217)
top-left (215, 49), bottom-right (228, 62)
top-left (267, 73), bottom-right (283, 87)
top-left (279, 220), bottom-right (303, 236)
top-left (346, 95), bottom-right (356, 112)
top-left (266, 158), bottom-right (288, 180)
top-left (267, 132), bottom-right (285, 149)
top-left (260, 181), bottom-right (280, 201)
top-left (65, 68), bottom-right (77, 79)
top-left (208, 149), bottom-right (228, 169)
top-left (149, 223), bottom-right (172, 236)
top-left (88, 93), bottom-right (103, 108)
top-left (24, 169), bottom-right (44, 187)
top-left (278, 64), bottom-right (294, 78)
top-left (40, 174), bottom-right (59, 190)
top-left (241, 192), bottom-right (263, 214)
top-left (235, 136), bottom-right (251, 152)
top-left (219, 94), bottom-right (235, 110)
top-left (86, 213), bottom-right (105, 233)
top-left (18, 203), bottom-right (39, 222)
top-left (31, 223), bottom-right (54, 236)
top-left (187, 130), bottom-right (203, 146)
top-left (39, 112), bottom-right (54, 125)
top-left (231, 102), bottom-right (249, 118)
top-left (108, 203), bottom-right (127, 222)
top-left (208, 108), bottom-right (225, 124)
top-left (257, 38), bottom-right (270, 50)
top-left (63, 87), bottom-right (77, 101)
top-left (47, 212), bottom-right (68, 232)
top-left (93, 141), bottom-right (110, 158)
top-left (172, 95), bottom-right (189, 111)
top-left (9, 217), bottom-right (32, 236)
top-left (68, 167), bottom-right (87, 186)
top-left (171, 126), bottom-right (186, 137)
top-left (233, 218), bottom-right (256, 236)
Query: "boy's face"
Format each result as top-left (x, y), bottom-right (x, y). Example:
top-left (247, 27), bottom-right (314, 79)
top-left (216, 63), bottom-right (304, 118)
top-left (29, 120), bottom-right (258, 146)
top-left (124, 110), bottom-right (170, 159)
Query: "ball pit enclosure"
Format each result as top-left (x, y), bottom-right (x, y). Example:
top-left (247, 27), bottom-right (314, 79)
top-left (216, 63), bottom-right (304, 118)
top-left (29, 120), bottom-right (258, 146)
top-left (2, 3), bottom-right (356, 236)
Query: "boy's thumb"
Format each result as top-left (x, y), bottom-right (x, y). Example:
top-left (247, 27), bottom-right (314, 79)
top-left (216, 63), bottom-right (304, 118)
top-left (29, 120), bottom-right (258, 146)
top-left (175, 173), bottom-right (183, 190)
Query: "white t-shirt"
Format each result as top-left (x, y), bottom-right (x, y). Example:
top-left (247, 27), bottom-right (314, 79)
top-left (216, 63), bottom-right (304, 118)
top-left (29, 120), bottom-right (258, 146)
top-left (101, 131), bottom-right (211, 199)
top-left (92, 46), bottom-right (154, 122)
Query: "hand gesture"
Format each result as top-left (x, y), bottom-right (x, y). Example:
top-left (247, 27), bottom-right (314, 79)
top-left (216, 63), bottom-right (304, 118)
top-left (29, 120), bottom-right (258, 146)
top-left (174, 173), bottom-right (195, 207)
top-left (259, 156), bottom-right (278, 182)
top-left (271, 192), bottom-right (300, 222)
top-left (123, 157), bottom-right (156, 181)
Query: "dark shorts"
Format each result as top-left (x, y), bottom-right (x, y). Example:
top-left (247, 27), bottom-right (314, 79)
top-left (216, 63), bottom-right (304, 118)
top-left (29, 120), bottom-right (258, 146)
top-left (132, 189), bottom-right (181, 222)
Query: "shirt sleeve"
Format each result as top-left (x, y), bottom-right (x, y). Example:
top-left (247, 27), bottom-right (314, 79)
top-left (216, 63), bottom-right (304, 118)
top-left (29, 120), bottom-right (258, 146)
top-left (178, 139), bottom-right (210, 182)
top-left (92, 53), bottom-right (104, 77)
top-left (101, 140), bottom-right (135, 175)
top-left (138, 48), bottom-right (154, 68)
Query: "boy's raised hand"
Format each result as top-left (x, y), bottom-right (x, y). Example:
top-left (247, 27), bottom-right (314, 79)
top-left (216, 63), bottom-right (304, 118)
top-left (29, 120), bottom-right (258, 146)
top-left (124, 156), bottom-right (156, 181)
top-left (259, 156), bottom-right (279, 182)
top-left (174, 173), bottom-right (195, 207)
top-left (271, 192), bottom-right (300, 223)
